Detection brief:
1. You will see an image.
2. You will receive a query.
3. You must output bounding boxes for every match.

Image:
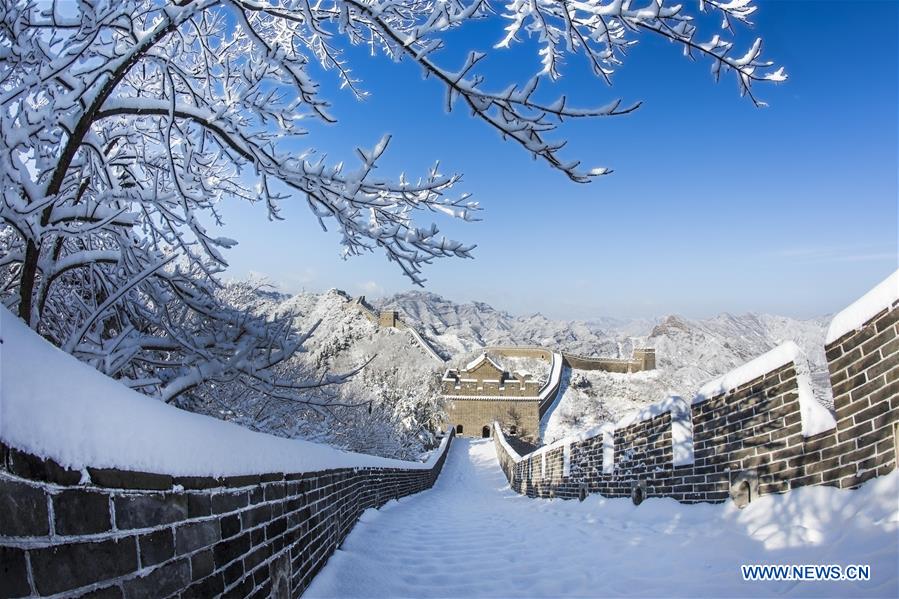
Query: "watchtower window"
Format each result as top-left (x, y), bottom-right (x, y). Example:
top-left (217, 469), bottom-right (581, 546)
top-left (509, 425), bottom-right (518, 436)
top-left (481, 425), bottom-right (491, 438)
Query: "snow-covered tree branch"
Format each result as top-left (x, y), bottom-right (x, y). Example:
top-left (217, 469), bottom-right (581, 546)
top-left (0, 0), bottom-right (783, 406)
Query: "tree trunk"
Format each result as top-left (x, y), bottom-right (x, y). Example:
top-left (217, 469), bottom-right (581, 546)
top-left (18, 240), bottom-right (39, 326)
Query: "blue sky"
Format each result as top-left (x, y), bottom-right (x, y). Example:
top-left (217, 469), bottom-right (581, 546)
top-left (221, 0), bottom-right (897, 320)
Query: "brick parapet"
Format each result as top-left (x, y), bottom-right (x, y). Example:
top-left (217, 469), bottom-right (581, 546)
top-left (485, 346), bottom-right (656, 373)
top-left (494, 298), bottom-right (897, 506)
top-left (824, 298), bottom-right (899, 489)
top-left (562, 349), bottom-right (655, 373)
top-left (0, 432), bottom-right (453, 598)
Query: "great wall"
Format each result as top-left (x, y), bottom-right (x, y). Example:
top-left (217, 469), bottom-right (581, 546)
top-left (1, 271), bottom-right (896, 597)
top-left (344, 296), bottom-right (658, 442)
top-left (344, 295), bottom-right (656, 375)
top-left (488, 345), bottom-right (656, 373)
top-left (441, 350), bottom-right (565, 441)
top-left (492, 273), bottom-right (899, 505)
top-left (345, 295), bottom-right (447, 363)
top-left (0, 425), bottom-right (454, 598)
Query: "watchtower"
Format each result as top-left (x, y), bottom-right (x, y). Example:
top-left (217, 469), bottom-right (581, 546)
top-left (441, 353), bottom-right (543, 441)
top-left (378, 310), bottom-right (399, 328)
top-left (634, 348), bottom-right (656, 371)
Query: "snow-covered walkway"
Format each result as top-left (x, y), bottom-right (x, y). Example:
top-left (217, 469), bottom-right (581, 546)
top-left (307, 438), bottom-right (898, 598)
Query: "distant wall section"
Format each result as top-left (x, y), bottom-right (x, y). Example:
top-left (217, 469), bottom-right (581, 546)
top-left (488, 347), bottom-right (553, 361)
top-left (346, 296), bottom-right (445, 362)
top-left (562, 348), bottom-right (655, 373)
top-left (487, 346), bottom-right (655, 373)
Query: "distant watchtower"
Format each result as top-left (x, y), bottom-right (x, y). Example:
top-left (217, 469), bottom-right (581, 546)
top-left (378, 310), bottom-right (399, 328)
top-left (634, 348), bottom-right (656, 371)
top-left (441, 353), bottom-right (544, 441)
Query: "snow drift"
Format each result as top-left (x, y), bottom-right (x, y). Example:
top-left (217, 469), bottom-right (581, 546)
top-left (307, 438), bottom-right (899, 598)
top-left (0, 307), bottom-right (443, 477)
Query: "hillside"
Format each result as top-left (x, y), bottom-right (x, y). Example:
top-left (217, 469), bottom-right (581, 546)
top-left (186, 285), bottom-right (446, 461)
top-left (205, 286), bottom-right (834, 453)
top-left (0, 307), bottom-right (434, 476)
top-left (373, 291), bottom-right (833, 444)
top-left (372, 291), bottom-right (629, 355)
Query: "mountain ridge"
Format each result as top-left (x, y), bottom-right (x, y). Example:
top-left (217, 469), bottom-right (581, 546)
top-left (366, 288), bottom-right (834, 445)
top-left (213, 283), bottom-right (836, 456)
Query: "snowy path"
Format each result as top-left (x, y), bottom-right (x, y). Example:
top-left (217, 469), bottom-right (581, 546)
top-left (306, 439), bottom-right (898, 598)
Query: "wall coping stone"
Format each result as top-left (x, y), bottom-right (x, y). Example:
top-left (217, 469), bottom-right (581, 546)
top-left (0, 432), bottom-right (453, 492)
top-left (693, 341), bottom-right (836, 438)
top-left (826, 269), bottom-right (898, 344)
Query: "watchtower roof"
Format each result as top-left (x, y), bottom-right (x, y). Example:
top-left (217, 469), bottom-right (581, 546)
top-left (463, 352), bottom-right (505, 373)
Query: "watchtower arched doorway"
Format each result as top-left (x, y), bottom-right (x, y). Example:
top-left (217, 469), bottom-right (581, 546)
top-left (481, 425), bottom-right (491, 438)
top-left (456, 424), bottom-right (463, 435)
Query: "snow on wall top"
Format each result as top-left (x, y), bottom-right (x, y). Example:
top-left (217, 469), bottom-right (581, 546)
top-left (406, 327), bottom-right (445, 362)
top-left (693, 342), bottom-right (800, 404)
top-left (795, 364), bottom-right (837, 438)
top-left (668, 398), bottom-right (694, 467)
top-left (0, 308), bottom-right (445, 477)
top-left (463, 352), bottom-right (504, 373)
top-left (493, 421), bottom-right (523, 463)
top-left (614, 395), bottom-right (688, 430)
top-left (498, 339), bottom-right (838, 468)
top-left (520, 395), bottom-right (694, 467)
top-left (538, 352), bottom-right (564, 403)
top-left (825, 270), bottom-right (899, 344)
top-left (693, 341), bottom-right (835, 437)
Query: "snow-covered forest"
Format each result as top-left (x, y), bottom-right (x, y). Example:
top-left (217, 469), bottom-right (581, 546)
top-left (184, 283), bottom-right (447, 460)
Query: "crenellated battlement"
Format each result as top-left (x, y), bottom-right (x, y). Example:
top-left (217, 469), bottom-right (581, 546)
top-left (493, 270), bottom-right (899, 505)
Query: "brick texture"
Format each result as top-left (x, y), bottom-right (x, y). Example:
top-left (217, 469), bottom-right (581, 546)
top-left (0, 432), bottom-right (453, 598)
top-left (495, 301), bottom-right (898, 505)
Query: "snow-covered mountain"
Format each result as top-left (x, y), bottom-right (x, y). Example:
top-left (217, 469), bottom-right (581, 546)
top-left (646, 312), bottom-right (831, 400)
top-left (212, 285), bottom-right (833, 455)
top-left (372, 291), bottom-right (631, 356)
top-left (540, 310), bottom-right (832, 444)
top-left (190, 287), bottom-right (446, 461)
top-left (374, 291), bottom-right (829, 381)
top-left (371, 290), bottom-right (833, 444)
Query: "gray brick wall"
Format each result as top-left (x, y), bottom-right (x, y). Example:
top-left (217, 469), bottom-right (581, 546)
top-left (446, 398), bottom-right (541, 441)
top-left (825, 299), bottom-right (899, 488)
top-left (495, 300), bottom-right (897, 505)
top-left (0, 432), bottom-right (453, 598)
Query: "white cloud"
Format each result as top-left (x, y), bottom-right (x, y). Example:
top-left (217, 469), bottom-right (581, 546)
top-left (769, 244), bottom-right (896, 264)
top-left (284, 267), bottom-right (317, 286)
top-left (357, 280), bottom-right (385, 297)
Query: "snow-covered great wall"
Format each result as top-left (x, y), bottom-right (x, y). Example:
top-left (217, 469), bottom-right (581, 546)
top-left (0, 309), bottom-right (454, 598)
top-left (493, 271), bottom-right (899, 504)
top-left (347, 294), bottom-right (447, 362)
top-left (0, 270), bottom-right (895, 597)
